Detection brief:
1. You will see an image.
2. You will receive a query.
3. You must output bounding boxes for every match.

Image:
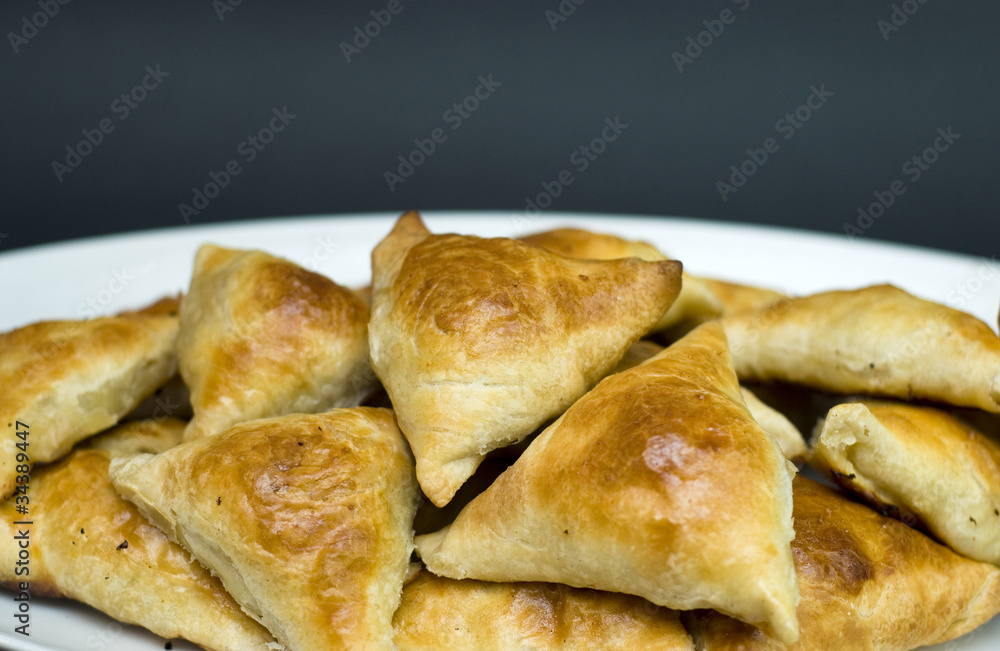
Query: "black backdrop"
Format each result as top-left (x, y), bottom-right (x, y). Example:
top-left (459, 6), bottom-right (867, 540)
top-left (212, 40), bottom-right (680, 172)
top-left (3, 1), bottom-right (998, 257)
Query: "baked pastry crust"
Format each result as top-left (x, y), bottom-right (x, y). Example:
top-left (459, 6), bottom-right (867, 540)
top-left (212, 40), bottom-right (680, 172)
top-left (0, 419), bottom-right (276, 651)
top-left (699, 278), bottom-right (786, 315)
top-left (0, 300), bottom-right (179, 497)
top-left (812, 400), bottom-right (1000, 564)
top-left (740, 386), bottom-right (808, 463)
top-left (692, 477), bottom-right (1000, 650)
top-left (609, 341), bottom-right (807, 462)
top-left (721, 284), bottom-right (1000, 411)
top-left (520, 226), bottom-right (723, 333)
top-left (179, 244), bottom-right (375, 441)
top-left (370, 213), bottom-right (682, 506)
top-left (393, 569), bottom-right (694, 650)
top-left (109, 408), bottom-right (418, 651)
top-left (415, 322), bottom-right (799, 643)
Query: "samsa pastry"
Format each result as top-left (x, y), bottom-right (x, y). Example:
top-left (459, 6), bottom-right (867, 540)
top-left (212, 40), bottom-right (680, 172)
top-left (370, 213), bottom-right (682, 506)
top-left (609, 341), bottom-right (808, 462)
top-left (416, 322), bottom-right (799, 644)
top-left (740, 386), bottom-right (808, 463)
top-left (520, 226), bottom-right (723, 333)
top-left (0, 298), bottom-right (179, 498)
top-left (812, 401), bottom-right (1000, 565)
top-left (690, 477), bottom-right (1000, 650)
top-left (178, 244), bottom-right (375, 441)
top-left (699, 277), bottom-right (786, 315)
top-left (722, 284), bottom-right (1000, 412)
top-left (110, 408), bottom-right (418, 651)
top-left (393, 569), bottom-right (694, 650)
top-left (0, 419), bottom-right (276, 651)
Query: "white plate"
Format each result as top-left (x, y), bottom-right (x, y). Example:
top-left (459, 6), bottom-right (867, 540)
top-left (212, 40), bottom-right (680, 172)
top-left (0, 211), bottom-right (998, 650)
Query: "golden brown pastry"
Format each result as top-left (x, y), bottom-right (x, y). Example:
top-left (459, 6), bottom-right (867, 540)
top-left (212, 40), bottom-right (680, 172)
top-left (109, 408), bottom-right (418, 651)
top-left (371, 213), bottom-right (682, 506)
top-left (812, 400), bottom-right (1000, 565)
top-left (699, 277), bottom-right (786, 315)
top-left (691, 477), bottom-right (1000, 650)
top-left (81, 416), bottom-right (186, 456)
top-left (118, 294), bottom-right (183, 317)
top-left (179, 244), bottom-right (375, 441)
top-left (518, 227), bottom-right (663, 261)
top-left (0, 419), bottom-right (276, 651)
top-left (721, 284), bottom-right (1000, 412)
top-left (415, 322), bottom-right (799, 644)
top-left (609, 342), bottom-right (807, 462)
top-left (393, 569), bottom-right (694, 650)
top-left (520, 226), bottom-right (723, 333)
top-left (0, 301), bottom-right (179, 498)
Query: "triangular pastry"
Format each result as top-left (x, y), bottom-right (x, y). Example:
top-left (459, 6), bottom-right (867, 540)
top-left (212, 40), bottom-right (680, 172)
top-left (0, 419), bottom-right (277, 650)
top-left (415, 322), bottom-right (799, 643)
top-left (812, 401), bottom-right (1000, 565)
top-left (691, 477), bottom-right (1000, 649)
top-left (179, 244), bottom-right (376, 441)
top-left (83, 415), bottom-right (186, 456)
top-left (520, 226), bottom-right (723, 333)
top-left (699, 277), bottom-right (786, 315)
top-left (393, 568), bottom-right (694, 650)
top-left (370, 212), bottom-right (682, 506)
top-left (610, 341), bottom-right (808, 462)
top-left (0, 299), bottom-right (179, 498)
top-left (721, 284), bottom-right (1000, 412)
top-left (739, 386), bottom-right (808, 463)
top-left (109, 408), bottom-right (418, 651)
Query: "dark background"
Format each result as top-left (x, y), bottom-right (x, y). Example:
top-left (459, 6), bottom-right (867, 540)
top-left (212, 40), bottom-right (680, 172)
top-left (2, 1), bottom-right (998, 257)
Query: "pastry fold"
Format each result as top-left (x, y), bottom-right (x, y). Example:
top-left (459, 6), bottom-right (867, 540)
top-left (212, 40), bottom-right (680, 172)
top-left (109, 408), bottom-right (418, 651)
top-left (415, 322), bottom-right (799, 643)
top-left (699, 277), bottom-right (786, 315)
top-left (179, 244), bottom-right (375, 441)
top-left (0, 419), bottom-right (276, 651)
top-left (371, 213), bottom-right (682, 506)
top-left (520, 226), bottom-right (723, 333)
top-left (610, 341), bottom-right (807, 462)
top-left (0, 299), bottom-right (179, 497)
top-left (812, 401), bottom-right (1000, 564)
top-left (393, 569), bottom-right (694, 650)
top-left (740, 386), bottom-right (808, 463)
top-left (721, 284), bottom-right (1000, 412)
top-left (692, 477), bottom-right (1000, 650)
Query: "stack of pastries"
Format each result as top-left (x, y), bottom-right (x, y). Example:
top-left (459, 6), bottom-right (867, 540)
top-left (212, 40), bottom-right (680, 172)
top-left (2, 211), bottom-right (1000, 650)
